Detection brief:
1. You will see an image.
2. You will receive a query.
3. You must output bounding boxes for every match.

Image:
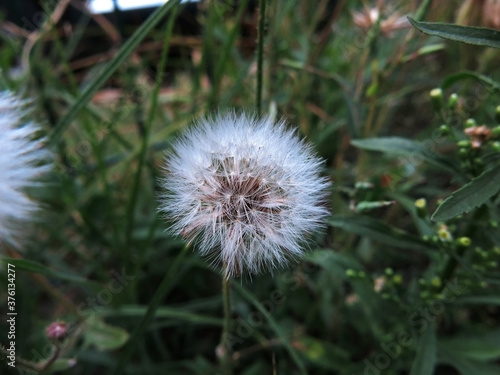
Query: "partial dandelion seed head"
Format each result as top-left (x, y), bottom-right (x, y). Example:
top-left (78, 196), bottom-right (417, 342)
top-left (0, 91), bottom-right (51, 246)
top-left (159, 112), bottom-right (330, 279)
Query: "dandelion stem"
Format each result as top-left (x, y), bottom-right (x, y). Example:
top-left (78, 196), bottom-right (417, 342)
top-left (220, 271), bottom-right (232, 375)
top-left (256, 0), bottom-right (267, 116)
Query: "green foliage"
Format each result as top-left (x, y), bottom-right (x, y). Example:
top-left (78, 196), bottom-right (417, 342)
top-left (432, 165), bottom-right (500, 221)
top-left (1, 1), bottom-right (500, 375)
top-left (409, 18), bottom-right (500, 49)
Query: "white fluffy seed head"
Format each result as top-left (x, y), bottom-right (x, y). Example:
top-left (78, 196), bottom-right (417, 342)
top-left (159, 112), bottom-right (331, 278)
top-left (0, 91), bottom-right (51, 246)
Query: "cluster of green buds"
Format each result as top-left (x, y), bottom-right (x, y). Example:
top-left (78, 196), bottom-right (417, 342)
top-left (471, 246), bottom-right (500, 273)
top-left (418, 276), bottom-right (445, 301)
top-left (422, 222), bottom-right (470, 248)
top-left (429, 88), bottom-right (500, 177)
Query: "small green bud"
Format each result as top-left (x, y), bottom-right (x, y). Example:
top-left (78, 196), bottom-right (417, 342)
top-left (492, 125), bottom-right (500, 138)
top-left (473, 158), bottom-right (484, 167)
top-left (385, 268), bottom-right (394, 276)
top-left (464, 118), bottom-right (476, 128)
top-left (492, 141), bottom-right (500, 152)
top-left (448, 93), bottom-right (458, 109)
top-left (480, 281), bottom-right (488, 288)
top-left (488, 261), bottom-right (498, 268)
top-left (415, 198), bottom-right (427, 219)
top-left (495, 105), bottom-right (500, 123)
top-left (490, 221), bottom-right (499, 228)
top-left (420, 290), bottom-right (431, 299)
top-left (493, 246), bottom-right (500, 255)
top-left (346, 269), bottom-right (357, 278)
top-left (431, 276), bottom-right (442, 288)
top-left (393, 274), bottom-right (403, 285)
top-left (458, 148), bottom-right (469, 159)
top-left (430, 88), bottom-right (444, 111)
top-left (457, 237), bottom-right (472, 247)
top-left (457, 140), bottom-right (471, 148)
top-left (358, 271), bottom-right (366, 278)
top-left (439, 124), bottom-right (450, 135)
top-left (418, 278), bottom-right (427, 286)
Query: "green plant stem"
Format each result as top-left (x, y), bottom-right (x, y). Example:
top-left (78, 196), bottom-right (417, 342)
top-left (256, 0), bottom-right (267, 116)
top-left (438, 210), bottom-right (481, 291)
top-left (220, 273), bottom-right (232, 375)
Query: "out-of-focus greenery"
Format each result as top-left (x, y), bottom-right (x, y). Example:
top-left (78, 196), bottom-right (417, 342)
top-left (1, 0), bottom-right (500, 374)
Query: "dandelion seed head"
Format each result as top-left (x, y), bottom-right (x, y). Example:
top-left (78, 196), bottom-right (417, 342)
top-left (159, 112), bottom-right (330, 278)
top-left (0, 91), bottom-right (51, 246)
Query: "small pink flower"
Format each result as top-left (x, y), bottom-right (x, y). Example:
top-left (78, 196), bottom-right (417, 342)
top-left (46, 321), bottom-right (67, 341)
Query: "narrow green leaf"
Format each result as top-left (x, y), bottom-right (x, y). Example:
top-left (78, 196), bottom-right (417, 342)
top-left (0, 257), bottom-right (100, 288)
top-left (234, 284), bottom-right (308, 375)
top-left (456, 295), bottom-right (500, 305)
top-left (413, 0), bottom-right (432, 22)
top-left (410, 321), bottom-right (437, 375)
top-left (432, 166), bottom-right (500, 221)
top-left (328, 215), bottom-right (435, 252)
top-left (439, 328), bottom-right (500, 362)
top-left (438, 346), bottom-right (500, 375)
top-left (305, 250), bottom-right (362, 275)
top-left (110, 244), bottom-right (190, 375)
top-left (351, 137), bottom-right (460, 174)
top-left (355, 200), bottom-right (395, 213)
top-left (95, 305), bottom-right (223, 326)
top-left (441, 71), bottom-right (500, 92)
top-left (409, 17), bottom-right (500, 49)
top-left (45, 359), bottom-right (77, 373)
top-left (83, 318), bottom-right (129, 351)
top-left (296, 336), bottom-right (349, 370)
top-left (49, 0), bottom-right (181, 144)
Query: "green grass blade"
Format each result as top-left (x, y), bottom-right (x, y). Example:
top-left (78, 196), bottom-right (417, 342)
top-left (110, 245), bottom-right (191, 375)
top-left (49, 0), bottom-right (181, 145)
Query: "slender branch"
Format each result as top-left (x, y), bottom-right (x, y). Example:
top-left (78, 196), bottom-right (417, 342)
top-left (256, 0), bottom-right (267, 115)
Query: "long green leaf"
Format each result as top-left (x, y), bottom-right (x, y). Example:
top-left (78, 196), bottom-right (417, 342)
top-left (439, 328), bottom-right (500, 362)
top-left (408, 17), bottom-right (500, 49)
top-left (0, 257), bottom-right (100, 288)
top-left (234, 284), bottom-right (308, 375)
top-left (438, 346), bottom-right (500, 375)
top-left (49, 0), bottom-right (181, 145)
top-left (456, 295), bottom-right (500, 305)
top-left (96, 305), bottom-right (223, 326)
top-left (441, 71), bottom-right (500, 92)
top-left (410, 321), bottom-right (436, 375)
top-left (83, 318), bottom-right (129, 351)
top-left (351, 137), bottom-right (460, 174)
top-left (329, 215), bottom-right (436, 252)
top-left (432, 166), bottom-right (500, 221)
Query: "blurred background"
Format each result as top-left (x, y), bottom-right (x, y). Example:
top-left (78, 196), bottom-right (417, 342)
top-left (1, 0), bottom-right (500, 374)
